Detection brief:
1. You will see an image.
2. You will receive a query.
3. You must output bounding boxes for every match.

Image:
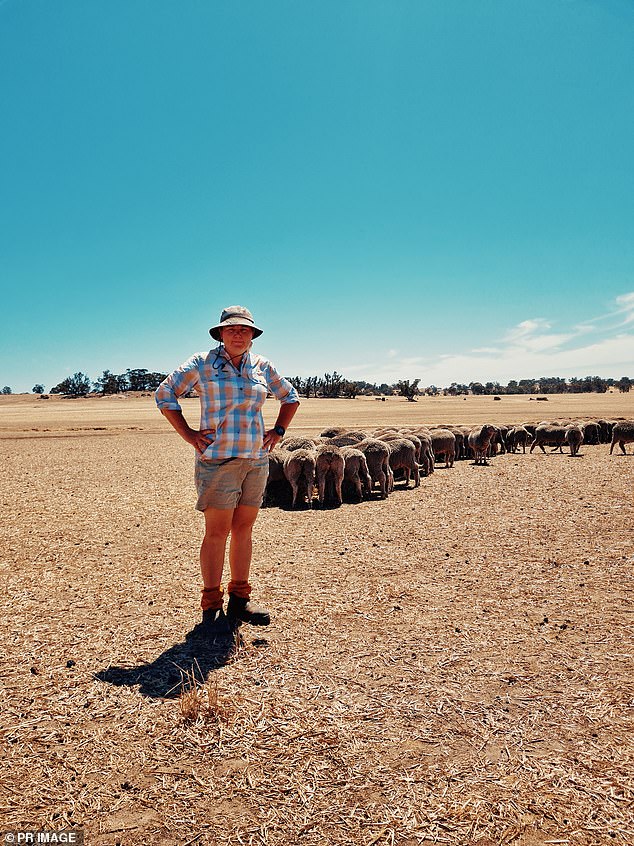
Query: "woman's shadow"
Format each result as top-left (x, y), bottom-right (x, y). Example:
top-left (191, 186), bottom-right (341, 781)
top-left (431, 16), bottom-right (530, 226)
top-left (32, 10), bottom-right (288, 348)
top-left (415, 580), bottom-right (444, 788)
top-left (95, 624), bottom-right (249, 699)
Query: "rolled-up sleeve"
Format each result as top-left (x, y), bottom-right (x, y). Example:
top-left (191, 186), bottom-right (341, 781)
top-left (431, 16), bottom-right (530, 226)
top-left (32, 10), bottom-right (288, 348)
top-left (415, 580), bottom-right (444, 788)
top-left (261, 360), bottom-right (299, 404)
top-left (155, 354), bottom-right (202, 411)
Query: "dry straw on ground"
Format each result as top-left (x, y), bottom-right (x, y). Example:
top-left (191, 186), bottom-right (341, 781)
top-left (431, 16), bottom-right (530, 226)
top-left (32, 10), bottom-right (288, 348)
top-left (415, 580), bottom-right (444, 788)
top-left (1, 394), bottom-right (633, 845)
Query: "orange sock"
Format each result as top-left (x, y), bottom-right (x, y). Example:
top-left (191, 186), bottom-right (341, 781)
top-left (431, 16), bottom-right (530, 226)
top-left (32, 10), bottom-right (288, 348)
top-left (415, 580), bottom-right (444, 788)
top-left (227, 580), bottom-right (251, 599)
top-left (201, 585), bottom-right (224, 611)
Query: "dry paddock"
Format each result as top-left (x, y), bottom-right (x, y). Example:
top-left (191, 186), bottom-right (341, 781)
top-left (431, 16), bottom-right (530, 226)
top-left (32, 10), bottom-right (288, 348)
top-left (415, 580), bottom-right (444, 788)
top-left (1, 393), bottom-right (633, 846)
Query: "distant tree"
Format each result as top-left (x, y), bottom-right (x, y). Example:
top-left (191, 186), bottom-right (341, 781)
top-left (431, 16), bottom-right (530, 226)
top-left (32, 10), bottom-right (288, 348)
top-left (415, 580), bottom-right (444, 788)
top-left (145, 371), bottom-right (167, 390)
top-left (50, 372), bottom-right (92, 397)
top-left (397, 379), bottom-right (420, 402)
top-left (343, 380), bottom-right (361, 399)
top-left (321, 372), bottom-right (344, 398)
top-left (95, 370), bottom-right (122, 394)
top-left (126, 368), bottom-right (157, 391)
top-left (32, 384), bottom-right (45, 394)
top-left (617, 376), bottom-right (631, 393)
top-left (469, 382), bottom-right (485, 395)
top-left (1, 386), bottom-right (12, 395)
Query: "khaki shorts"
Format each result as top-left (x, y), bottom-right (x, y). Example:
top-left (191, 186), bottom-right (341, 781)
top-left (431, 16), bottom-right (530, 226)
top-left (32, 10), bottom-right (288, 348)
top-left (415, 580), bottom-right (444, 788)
top-left (194, 455), bottom-right (269, 511)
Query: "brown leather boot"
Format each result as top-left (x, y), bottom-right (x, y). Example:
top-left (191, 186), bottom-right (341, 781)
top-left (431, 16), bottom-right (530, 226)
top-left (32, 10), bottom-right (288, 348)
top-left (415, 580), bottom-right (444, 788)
top-left (226, 594), bottom-right (271, 626)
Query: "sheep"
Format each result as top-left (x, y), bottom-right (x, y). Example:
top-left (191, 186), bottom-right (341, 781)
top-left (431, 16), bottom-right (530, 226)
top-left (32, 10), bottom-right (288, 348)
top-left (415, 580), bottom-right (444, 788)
top-left (582, 421), bottom-right (600, 445)
top-left (320, 426), bottom-right (347, 438)
top-left (263, 447), bottom-right (292, 507)
top-left (280, 436), bottom-right (318, 452)
top-left (530, 424), bottom-right (568, 454)
top-left (385, 437), bottom-right (420, 489)
top-left (489, 425), bottom-right (507, 456)
top-left (376, 430), bottom-right (414, 454)
top-left (314, 443), bottom-right (345, 508)
top-left (417, 433), bottom-right (435, 477)
top-left (448, 428), bottom-right (466, 460)
top-left (468, 424), bottom-right (497, 465)
top-left (355, 438), bottom-right (392, 499)
top-left (609, 420), bottom-right (634, 455)
top-left (283, 448), bottom-right (316, 509)
top-left (400, 431), bottom-right (423, 465)
top-left (327, 430), bottom-right (369, 447)
top-left (597, 419), bottom-right (614, 444)
top-left (341, 446), bottom-right (372, 502)
top-left (506, 426), bottom-right (533, 454)
top-left (430, 428), bottom-right (456, 468)
top-left (565, 424), bottom-right (584, 457)
top-left (403, 427), bottom-right (435, 475)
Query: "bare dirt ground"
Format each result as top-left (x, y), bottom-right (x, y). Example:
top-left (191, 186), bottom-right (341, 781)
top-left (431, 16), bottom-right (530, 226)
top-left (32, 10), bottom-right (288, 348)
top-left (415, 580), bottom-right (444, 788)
top-left (1, 393), bottom-right (633, 845)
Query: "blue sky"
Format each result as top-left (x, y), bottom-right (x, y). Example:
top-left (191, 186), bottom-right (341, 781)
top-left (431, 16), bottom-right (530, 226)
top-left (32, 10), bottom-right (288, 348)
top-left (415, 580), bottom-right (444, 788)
top-left (1, 0), bottom-right (633, 392)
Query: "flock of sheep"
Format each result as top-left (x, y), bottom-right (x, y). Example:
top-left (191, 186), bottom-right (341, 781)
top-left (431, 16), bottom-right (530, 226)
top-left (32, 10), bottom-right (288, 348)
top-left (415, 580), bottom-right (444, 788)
top-left (264, 418), bottom-right (634, 509)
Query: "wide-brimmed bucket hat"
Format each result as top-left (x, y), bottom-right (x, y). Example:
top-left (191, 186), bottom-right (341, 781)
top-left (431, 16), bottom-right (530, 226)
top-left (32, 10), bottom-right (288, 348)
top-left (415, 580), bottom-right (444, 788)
top-left (209, 305), bottom-right (263, 341)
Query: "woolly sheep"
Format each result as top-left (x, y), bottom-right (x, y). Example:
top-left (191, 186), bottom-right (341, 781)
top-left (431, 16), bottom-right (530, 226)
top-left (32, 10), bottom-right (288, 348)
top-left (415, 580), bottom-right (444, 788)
top-left (430, 428), bottom-right (456, 468)
top-left (506, 426), bottom-right (533, 454)
top-left (341, 446), bottom-right (372, 502)
top-left (530, 424), bottom-right (568, 454)
top-left (355, 438), bottom-right (392, 499)
top-left (565, 424), bottom-right (584, 457)
top-left (320, 426), bottom-right (347, 438)
top-left (283, 448), bottom-right (316, 509)
top-left (327, 431), bottom-right (369, 447)
top-left (609, 420), bottom-right (634, 455)
top-left (263, 447), bottom-right (292, 508)
top-left (468, 424), bottom-right (497, 465)
top-left (385, 437), bottom-right (420, 489)
top-left (280, 436), bottom-right (318, 452)
top-left (314, 443), bottom-right (345, 508)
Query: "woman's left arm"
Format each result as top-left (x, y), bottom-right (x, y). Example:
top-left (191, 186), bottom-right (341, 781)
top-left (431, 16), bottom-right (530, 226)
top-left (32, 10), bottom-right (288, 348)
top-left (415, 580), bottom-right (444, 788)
top-left (259, 358), bottom-right (300, 451)
top-left (263, 400), bottom-right (300, 451)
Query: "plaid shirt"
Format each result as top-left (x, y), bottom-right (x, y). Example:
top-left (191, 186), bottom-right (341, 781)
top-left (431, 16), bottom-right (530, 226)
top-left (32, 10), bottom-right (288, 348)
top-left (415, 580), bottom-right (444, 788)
top-left (155, 346), bottom-right (299, 460)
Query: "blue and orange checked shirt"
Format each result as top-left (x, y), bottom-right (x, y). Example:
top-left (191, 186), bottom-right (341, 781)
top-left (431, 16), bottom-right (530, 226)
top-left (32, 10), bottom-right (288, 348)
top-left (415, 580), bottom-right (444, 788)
top-left (155, 346), bottom-right (299, 460)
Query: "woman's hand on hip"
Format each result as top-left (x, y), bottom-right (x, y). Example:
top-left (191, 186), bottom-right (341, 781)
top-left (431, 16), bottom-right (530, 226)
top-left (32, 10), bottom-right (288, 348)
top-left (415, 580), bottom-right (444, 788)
top-left (187, 428), bottom-right (216, 454)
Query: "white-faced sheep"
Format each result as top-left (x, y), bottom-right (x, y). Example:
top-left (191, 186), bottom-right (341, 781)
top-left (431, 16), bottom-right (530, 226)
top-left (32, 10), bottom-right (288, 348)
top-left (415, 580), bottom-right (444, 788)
top-left (314, 443), bottom-right (345, 508)
top-left (341, 446), bottom-right (372, 502)
top-left (283, 448), bottom-right (316, 509)
top-left (609, 420), bottom-right (634, 455)
top-left (468, 424), bottom-right (497, 465)
top-left (355, 438), bottom-right (392, 499)
top-left (430, 429), bottom-right (456, 468)
top-left (529, 424), bottom-right (568, 454)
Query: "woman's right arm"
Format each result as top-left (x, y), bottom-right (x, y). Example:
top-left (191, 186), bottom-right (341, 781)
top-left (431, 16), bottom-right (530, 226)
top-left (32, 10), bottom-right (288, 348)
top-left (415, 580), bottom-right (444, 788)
top-left (155, 355), bottom-right (214, 455)
top-left (159, 409), bottom-right (214, 455)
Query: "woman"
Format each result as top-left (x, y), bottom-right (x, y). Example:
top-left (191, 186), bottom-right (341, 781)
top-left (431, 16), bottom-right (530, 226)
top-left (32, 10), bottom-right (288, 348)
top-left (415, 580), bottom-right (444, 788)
top-left (155, 306), bottom-right (299, 633)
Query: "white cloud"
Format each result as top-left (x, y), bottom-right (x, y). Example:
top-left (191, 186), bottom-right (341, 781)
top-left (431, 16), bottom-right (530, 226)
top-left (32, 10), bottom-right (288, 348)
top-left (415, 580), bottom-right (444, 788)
top-left (337, 292), bottom-right (634, 385)
top-left (615, 292), bottom-right (634, 324)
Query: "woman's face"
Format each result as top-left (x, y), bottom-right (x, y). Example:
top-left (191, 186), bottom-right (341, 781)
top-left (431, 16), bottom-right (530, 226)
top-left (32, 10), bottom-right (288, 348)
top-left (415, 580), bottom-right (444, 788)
top-left (220, 324), bottom-right (254, 357)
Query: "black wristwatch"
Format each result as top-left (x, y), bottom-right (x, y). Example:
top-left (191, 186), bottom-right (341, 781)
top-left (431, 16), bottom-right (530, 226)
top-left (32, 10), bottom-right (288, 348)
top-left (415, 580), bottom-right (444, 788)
top-left (273, 425), bottom-right (286, 436)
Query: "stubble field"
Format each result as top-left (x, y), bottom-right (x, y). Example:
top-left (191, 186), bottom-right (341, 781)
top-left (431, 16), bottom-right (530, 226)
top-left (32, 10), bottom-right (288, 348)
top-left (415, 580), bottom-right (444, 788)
top-left (1, 392), bottom-right (633, 846)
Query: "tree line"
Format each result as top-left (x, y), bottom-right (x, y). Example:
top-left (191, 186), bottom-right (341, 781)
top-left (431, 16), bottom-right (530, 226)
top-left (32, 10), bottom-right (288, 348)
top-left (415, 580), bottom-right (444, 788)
top-left (1, 372), bottom-right (631, 398)
top-left (41, 369), bottom-right (167, 397)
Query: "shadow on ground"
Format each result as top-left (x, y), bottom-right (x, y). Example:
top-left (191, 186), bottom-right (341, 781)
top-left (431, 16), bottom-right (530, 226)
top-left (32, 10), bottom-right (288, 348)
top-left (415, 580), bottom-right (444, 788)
top-left (95, 626), bottom-right (244, 699)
